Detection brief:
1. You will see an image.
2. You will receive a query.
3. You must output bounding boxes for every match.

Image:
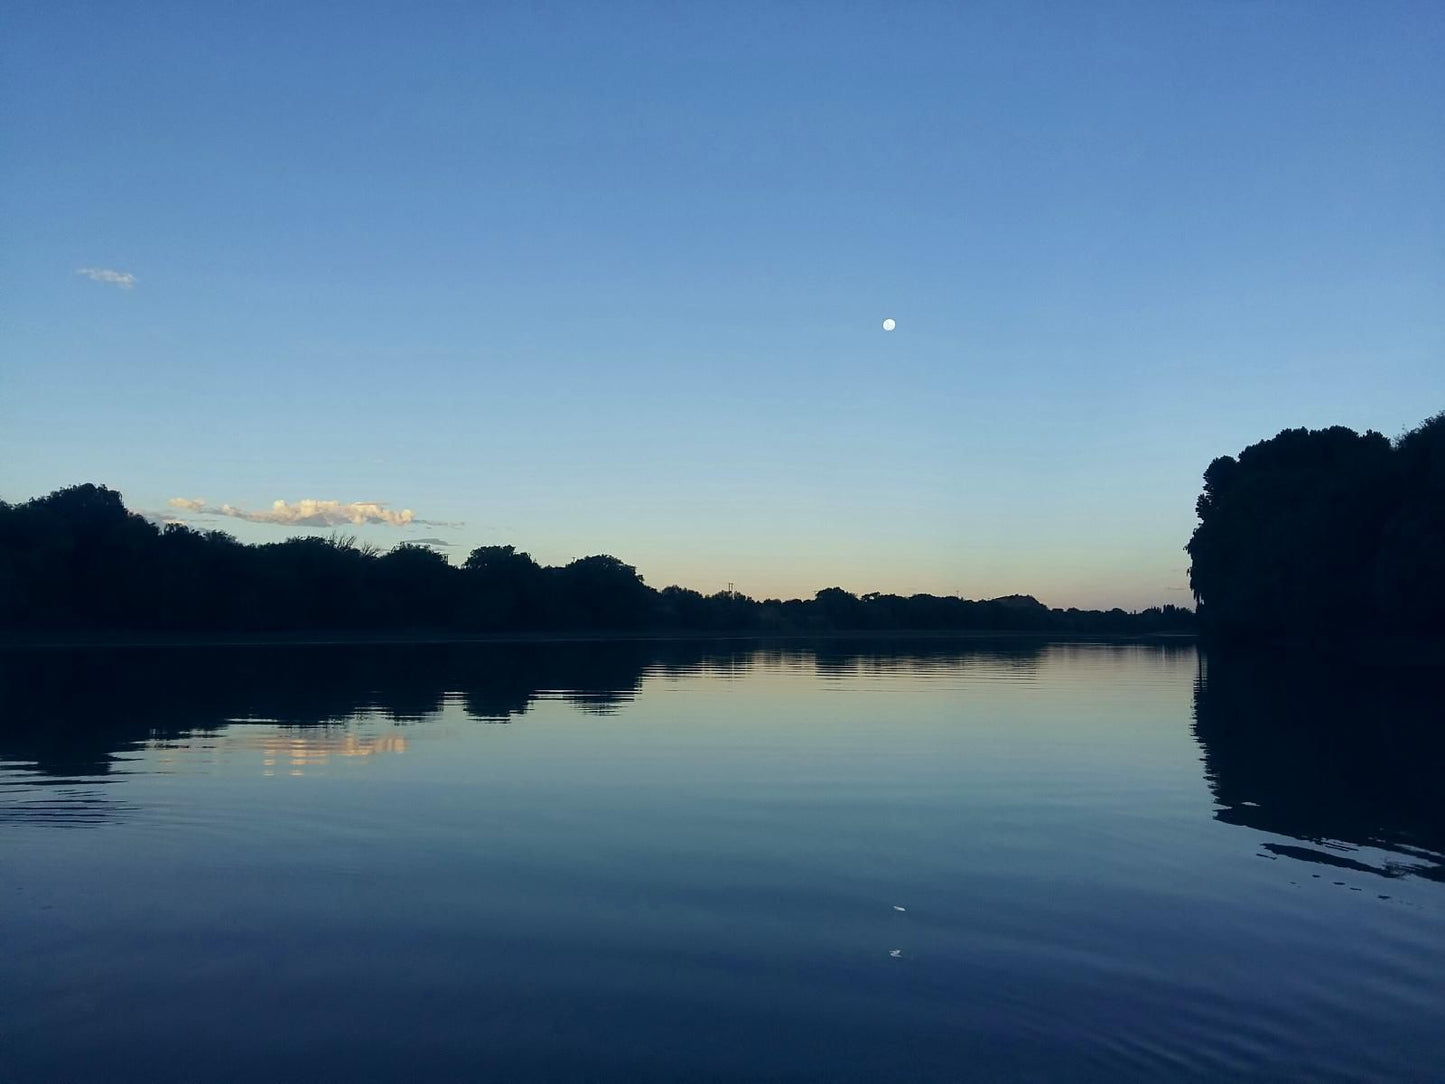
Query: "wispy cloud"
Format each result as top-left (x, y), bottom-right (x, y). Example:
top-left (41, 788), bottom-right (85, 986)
top-left (403, 537), bottom-right (454, 548)
top-left (77, 267), bottom-right (136, 289)
top-left (167, 496), bottom-right (453, 528)
top-left (133, 504), bottom-right (202, 529)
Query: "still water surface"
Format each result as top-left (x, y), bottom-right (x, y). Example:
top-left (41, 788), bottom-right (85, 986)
top-left (1, 640), bottom-right (1441, 1081)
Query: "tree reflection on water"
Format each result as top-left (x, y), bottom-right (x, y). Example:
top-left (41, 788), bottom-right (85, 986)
top-left (1193, 649), bottom-right (1444, 882)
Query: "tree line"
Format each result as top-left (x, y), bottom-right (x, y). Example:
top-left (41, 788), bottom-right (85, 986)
top-left (0, 484), bottom-right (1192, 637)
top-left (1187, 410), bottom-right (1444, 641)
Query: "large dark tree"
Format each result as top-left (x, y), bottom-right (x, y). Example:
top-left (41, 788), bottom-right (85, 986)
top-left (1372, 413), bottom-right (1445, 633)
top-left (461, 544), bottom-right (548, 629)
top-left (554, 555), bottom-right (654, 630)
top-left (1187, 412), bottom-right (1444, 640)
top-left (0, 483), bottom-right (160, 630)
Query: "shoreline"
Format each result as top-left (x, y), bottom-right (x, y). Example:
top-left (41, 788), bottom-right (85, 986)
top-left (0, 628), bottom-right (1199, 651)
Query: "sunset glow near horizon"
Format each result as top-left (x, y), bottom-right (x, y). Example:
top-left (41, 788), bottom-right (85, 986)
top-left (3, 4), bottom-right (1442, 609)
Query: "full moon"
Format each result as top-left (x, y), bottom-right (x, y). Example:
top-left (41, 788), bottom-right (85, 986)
top-left (882, 318), bottom-right (896, 332)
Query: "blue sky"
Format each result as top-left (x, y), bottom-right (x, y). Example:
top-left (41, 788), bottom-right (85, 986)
top-left (3, 1), bottom-right (1442, 608)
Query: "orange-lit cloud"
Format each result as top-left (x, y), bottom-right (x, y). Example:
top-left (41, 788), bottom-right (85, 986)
top-left (167, 496), bottom-right (452, 528)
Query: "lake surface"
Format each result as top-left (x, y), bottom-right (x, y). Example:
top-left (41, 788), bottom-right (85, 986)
top-left (2, 639), bottom-right (1442, 1082)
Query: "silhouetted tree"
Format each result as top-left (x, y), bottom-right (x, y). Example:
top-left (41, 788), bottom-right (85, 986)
top-left (813, 587), bottom-right (867, 630)
top-left (375, 543), bottom-right (458, 628)
top-left (461, 544), bottom-right (547, 629)
top-left (0, 484), bottom-right (159, 629)
top-left (555, 555), bottom-right (654, 630)
top-left (1371, 412), bottom-right (1445, 634)
top-left (1187, 413), bottom-right (1444, 641)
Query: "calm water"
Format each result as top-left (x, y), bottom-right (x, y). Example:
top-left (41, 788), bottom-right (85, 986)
top-left (1, 640), bottom-right (1441, 1082)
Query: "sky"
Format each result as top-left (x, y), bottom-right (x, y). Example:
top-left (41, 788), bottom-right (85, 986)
top-left (2, 1), bottom-right (1442, 609)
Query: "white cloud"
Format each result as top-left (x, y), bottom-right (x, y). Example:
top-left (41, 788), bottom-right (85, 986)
top-left (167, 496), bottom-right (451, 528)
top-left (229, 499), bottom-right (416, 527)
top-left (77, 267), bottom-right (137, 289)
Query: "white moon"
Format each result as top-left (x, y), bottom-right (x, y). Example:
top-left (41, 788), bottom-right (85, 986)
top-left (882, 318), bottom-right (896, 332)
